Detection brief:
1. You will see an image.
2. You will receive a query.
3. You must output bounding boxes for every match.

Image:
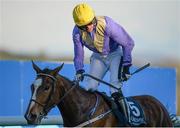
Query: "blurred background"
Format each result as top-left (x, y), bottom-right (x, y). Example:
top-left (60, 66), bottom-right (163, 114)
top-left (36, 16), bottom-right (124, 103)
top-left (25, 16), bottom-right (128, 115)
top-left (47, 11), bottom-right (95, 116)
top-left (0, 0), bottom-right (179, 115)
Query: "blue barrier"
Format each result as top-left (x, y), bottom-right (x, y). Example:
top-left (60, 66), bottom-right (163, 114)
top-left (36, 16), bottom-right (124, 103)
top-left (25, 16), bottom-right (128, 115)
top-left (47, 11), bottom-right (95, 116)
top-left (0, 60), bottom-right (177, 117)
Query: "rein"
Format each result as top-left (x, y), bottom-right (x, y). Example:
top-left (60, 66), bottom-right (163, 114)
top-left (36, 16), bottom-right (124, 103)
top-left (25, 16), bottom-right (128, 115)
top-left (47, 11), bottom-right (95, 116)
top-left (83, 74), bottom-right (119, 90)
top-left (57, 80), bottom-right (78, 104)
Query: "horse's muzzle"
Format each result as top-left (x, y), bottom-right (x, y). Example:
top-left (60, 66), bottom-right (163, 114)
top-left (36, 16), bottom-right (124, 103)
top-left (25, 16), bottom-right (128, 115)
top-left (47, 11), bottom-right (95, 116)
top-left (24, 112), bottom-right (41, 125)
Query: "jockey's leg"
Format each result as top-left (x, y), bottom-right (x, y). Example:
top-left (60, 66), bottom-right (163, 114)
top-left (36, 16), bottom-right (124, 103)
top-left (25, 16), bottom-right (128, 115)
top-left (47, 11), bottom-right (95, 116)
top-left (111, 90), bottom-right (129, 121)
top-left (85, 53), bottom-right (108, 91)
top-left (108, 47), bottom-right (123, 93)
top-left (108, 48), bottom-right (129, 121)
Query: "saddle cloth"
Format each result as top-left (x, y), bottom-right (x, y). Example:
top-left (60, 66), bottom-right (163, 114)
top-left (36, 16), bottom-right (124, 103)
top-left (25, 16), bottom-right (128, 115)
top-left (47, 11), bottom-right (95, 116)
top-left (94, 91), bottom-right (146, 126)
top-left (125, 97), bottom-right (146, 126)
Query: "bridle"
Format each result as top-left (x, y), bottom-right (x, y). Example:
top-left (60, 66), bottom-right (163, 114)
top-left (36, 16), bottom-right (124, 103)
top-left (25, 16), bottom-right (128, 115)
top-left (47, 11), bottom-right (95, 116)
top-left (30, 73), bottom-right (57, 117)
top-left (30, 73), bottom-right (78, 118)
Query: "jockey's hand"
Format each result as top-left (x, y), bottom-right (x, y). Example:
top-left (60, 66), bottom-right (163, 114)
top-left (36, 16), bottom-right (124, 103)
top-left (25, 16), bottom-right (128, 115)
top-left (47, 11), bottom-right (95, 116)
top-left (75, 69), bottom-right (85, 82)
top-left (122, 65), bottom-right (131, 81)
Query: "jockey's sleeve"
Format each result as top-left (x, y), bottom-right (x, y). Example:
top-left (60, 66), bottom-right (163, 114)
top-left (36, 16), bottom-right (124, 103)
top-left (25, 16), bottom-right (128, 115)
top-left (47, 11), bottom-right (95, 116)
top-left (72, 26), bottom-right (84, 71)
top-left (105, 16), bottom-right (135, 66)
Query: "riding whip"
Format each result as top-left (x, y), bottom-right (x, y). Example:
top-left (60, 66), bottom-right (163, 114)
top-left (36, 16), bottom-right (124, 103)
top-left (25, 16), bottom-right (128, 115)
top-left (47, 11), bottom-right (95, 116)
top-left (83, 63), bottom-right (150, 90)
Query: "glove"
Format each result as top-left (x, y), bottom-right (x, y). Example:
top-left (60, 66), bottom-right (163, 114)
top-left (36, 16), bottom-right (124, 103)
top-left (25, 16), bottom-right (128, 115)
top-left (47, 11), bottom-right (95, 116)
top-left (122, 65), bottom-right (131, 81)
top-left (75, 69), bottom-right (85, 82)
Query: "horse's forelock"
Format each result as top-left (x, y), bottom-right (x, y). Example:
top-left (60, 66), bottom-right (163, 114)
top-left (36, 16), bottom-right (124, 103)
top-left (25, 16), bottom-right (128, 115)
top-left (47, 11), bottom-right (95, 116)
top-left (42, 68), bottom-right (52, 74)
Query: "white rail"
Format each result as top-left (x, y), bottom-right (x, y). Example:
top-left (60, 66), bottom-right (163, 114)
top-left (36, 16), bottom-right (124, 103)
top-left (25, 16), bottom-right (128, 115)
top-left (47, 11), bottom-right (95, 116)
top-left (0, 116), bottom-right (63, 126)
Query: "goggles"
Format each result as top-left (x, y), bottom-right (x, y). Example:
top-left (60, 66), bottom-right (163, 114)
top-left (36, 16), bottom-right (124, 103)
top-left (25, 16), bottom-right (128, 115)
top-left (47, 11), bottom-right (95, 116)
top-left (78, 18), bottom-right (97, 31)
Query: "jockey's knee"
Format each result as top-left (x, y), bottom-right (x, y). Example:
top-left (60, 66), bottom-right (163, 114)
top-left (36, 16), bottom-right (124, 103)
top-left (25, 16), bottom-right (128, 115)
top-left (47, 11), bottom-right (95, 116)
top-left (85, 79), bottom-right (98, 91)
top-left (110, 80), bottom-right (122, 94)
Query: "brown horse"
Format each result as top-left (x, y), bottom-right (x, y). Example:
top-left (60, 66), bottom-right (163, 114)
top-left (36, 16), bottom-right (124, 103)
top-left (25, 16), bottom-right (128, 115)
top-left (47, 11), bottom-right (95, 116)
top-left (24, 62), bottom-right (172, 127)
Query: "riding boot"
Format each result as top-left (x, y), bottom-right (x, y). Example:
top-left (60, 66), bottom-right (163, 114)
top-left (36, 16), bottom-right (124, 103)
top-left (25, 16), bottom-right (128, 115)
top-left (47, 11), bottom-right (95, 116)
top-left (111, 90), bottom-right (129, 121)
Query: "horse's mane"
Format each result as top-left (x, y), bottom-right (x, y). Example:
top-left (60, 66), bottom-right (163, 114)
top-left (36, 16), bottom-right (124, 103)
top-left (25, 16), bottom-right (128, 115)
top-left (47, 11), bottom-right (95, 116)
top-left (41, 68), bottom-right (91, 94)
top-left (59, 74), bottom-right (88, 93)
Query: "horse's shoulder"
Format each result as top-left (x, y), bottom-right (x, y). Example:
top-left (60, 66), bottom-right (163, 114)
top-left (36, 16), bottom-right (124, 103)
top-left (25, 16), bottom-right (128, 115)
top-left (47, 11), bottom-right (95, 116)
top-left (95, 91), bottom-right (112, 107)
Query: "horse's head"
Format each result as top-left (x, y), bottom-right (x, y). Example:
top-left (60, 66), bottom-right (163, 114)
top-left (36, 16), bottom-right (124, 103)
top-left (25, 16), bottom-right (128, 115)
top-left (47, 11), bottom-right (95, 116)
top-left (24, 61), bottom-right (64, 124)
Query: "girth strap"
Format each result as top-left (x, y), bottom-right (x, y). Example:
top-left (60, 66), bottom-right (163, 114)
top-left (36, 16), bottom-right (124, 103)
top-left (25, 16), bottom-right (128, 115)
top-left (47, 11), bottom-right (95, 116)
top-left (76, 109), bottom-right (112, 127)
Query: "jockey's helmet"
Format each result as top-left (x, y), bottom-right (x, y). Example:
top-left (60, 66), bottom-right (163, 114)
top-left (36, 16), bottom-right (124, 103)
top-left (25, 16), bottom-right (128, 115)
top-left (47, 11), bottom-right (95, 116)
top-left (73, 3), bottom-right (95, 27)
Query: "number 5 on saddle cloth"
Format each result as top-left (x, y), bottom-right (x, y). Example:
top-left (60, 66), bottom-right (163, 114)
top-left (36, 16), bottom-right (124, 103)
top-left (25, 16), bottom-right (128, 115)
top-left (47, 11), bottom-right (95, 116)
top-left (124, 97), bottom-right (146, 126)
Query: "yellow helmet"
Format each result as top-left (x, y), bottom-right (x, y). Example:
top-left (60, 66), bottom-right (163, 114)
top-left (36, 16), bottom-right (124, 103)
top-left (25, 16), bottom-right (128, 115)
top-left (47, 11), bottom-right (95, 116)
top-left (73, 3), bottom-right (95, 26)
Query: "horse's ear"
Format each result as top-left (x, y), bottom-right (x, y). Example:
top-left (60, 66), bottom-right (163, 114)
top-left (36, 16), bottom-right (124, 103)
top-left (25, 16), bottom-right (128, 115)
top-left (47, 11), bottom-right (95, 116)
top-left (32, 60), bottom-right (42, 74)
top-left (52, 63), bottom-right (64, 76)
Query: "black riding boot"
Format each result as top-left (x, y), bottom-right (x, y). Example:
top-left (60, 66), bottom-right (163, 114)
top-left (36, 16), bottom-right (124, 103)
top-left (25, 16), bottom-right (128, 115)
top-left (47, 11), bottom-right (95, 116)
top-left (111, 90), bottom-right (128, 121)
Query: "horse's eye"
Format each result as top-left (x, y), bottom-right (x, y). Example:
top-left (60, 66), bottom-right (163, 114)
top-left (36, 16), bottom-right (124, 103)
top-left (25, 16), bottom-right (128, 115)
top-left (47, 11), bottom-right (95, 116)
top-left (44, 86), bottom-right (50, 91)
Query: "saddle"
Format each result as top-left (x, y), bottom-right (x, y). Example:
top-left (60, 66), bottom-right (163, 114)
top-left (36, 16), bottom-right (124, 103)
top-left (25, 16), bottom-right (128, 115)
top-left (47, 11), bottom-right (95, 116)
top-left (96, 91), bottom-right (146, 126)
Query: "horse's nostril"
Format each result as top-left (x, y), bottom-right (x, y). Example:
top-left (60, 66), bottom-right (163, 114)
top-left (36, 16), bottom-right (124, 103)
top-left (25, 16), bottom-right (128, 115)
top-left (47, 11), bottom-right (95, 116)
top-left (29, 113), bottom-right (37, 120)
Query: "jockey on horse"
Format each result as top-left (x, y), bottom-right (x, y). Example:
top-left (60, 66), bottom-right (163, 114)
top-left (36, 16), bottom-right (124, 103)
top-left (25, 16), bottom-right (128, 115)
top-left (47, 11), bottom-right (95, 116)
top-left (72, 3), bottom-right (134, 123)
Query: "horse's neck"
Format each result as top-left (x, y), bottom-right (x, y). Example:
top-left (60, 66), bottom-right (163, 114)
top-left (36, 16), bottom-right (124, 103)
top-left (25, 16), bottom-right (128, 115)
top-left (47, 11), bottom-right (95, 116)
top-left (56, 76), bottom-right (95, 125)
